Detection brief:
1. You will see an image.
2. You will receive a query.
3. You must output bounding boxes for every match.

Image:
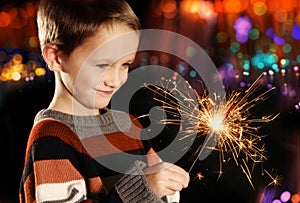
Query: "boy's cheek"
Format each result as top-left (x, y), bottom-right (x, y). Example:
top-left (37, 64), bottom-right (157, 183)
top-left (75, 67), bottom-right (105, 86)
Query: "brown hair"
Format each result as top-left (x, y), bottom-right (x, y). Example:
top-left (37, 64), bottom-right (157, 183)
top-left (37, 0), bottom-right (141, 56)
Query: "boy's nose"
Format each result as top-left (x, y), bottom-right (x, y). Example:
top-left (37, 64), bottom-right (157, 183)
top-left (103, 66), bottom-right (122, 88)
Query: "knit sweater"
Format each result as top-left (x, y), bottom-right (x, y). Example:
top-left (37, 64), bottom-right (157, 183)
top-left (19, 108), bottom-right (166, 203)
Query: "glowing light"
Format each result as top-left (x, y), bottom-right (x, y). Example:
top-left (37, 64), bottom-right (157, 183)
top-left (251, 53), bottom-right (278, 69)
top-left (210, 116), bottom-right (223, 132)
top-left (240, 81), bottom-right (246, 87)
top-left (297, 55), bottom-right (300, 64)
top-left (180, 0), bottom-right (201, 15)
top-left (253, 1), bottom-right (267, 16)
top-left (266, 27), bottom-right (286, 45)
top-left (9, 7), bottom-right (28, 29)
top-left (197, 1), bottom-right (217, 19)
top-left (271, 64), bottom-right (279, 72)
top-left (35, 67), bottom-right (46, 76)
top-left (0, 11), bottom-right (11, 27)
top-left (162, 0), bottom-right (177, 19)
top-left (233, 16), bottom-right (252, 43)
top-left (162, 0), bottom-right (177, 13)
top-left (268, 70), bottom-right (274, 76)
top-left (11, 71), bottom-right (21, 81)
top-left (282, 43), bottom-right (292, 54)
top-left (280, 59), bottom-right (290, 67)
top-left (281, 69), bottom-right (286, 75)
top-left (223, 0), bottom-right (248, 13)
top-left (266, 27), bottom-right (275, 38)
top-left (195, 172), bottom-right (205, 181)
top-left (272, 200), bottom-right (281, 203)
top-left (12, 54), bottom-right (23, 64)
top-left (230, 42), bottom-right (240, 53)
top-left (249, 28), bottom-right (260, 40)
top-left (280, 191), bottom-right (291, 202)
top-left (189, 70), bottom-right (197, 78)
top-left (291, 193), bottom-right (300, 203)
top-left (273, 35), bottom-right (286, 45)
top-left (243, 60), bottom-right (250, 71)
top-left (291, 23), bottom-right (300, 40)
top-left (176, 62), bottom-right (188, 76)
top-left (27, 36), bottom-right (39, 48)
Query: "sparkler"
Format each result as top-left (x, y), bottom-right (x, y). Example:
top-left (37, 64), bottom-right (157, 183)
top-left (142, 72), bottom-right (280, 188)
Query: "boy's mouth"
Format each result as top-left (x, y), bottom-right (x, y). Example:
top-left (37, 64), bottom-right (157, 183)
top-left (95, 89), bottom-right (114, 96)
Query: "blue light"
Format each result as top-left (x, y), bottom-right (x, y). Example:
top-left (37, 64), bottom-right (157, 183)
top-left (251, 53), bottom-right (278, 69)
top-left (272, 64), bottom-right (279, 72)
top-left (273, 35), bottom-right (286, 45)
top-left (189, 70), bottom-right (197, 78)
top-left (297, 54), bottom-right (300, 63)
top-left (243, 60), bottom-right (250, 70)
top-left (291, 23), bottom-right (300, 40)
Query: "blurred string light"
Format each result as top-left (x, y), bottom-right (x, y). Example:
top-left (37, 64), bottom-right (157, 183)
top-left (0, 49), bottom-right (47, 82)
top-left (259, 188), bottom-right (300, 203)
top-left (0, 1), bottom-right (44, 84)
top-left (144, 0), bottom-right (300, 116)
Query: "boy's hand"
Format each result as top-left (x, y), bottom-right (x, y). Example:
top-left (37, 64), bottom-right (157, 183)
top-left (143, 162), bottom-right (190, 198)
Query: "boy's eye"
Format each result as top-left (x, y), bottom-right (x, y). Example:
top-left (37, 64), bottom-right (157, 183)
top-left (123, 63), bottom-right (132, 69)
top-left (96, 64), bottom-right (109, 68)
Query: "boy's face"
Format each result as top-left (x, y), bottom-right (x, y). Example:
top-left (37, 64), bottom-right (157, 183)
top-left (59, 23), bottom-right (139, 113)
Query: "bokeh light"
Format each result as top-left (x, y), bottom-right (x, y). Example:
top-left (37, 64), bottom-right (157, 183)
top-left (291, 193), bottom-right (300, 203)
top-left (280, 191), bottom-right (291, 202)
top-left (233, 16), bottom-right (252, 43)
top-left (291, 23), bottom-right (300, 40)
top-left (253, 1), bottom-right (267, 16)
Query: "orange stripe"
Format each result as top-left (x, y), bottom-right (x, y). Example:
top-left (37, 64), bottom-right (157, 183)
top-left (23, 120), bottom-right (88, 169)
top-left (87, 177), bottom-right (103, 193)
top-left (23, 172), bottom-right (36, 203)
top-left (81, 132), bottom-right (144, 157)
top-left (34, 159), bottom-right (83, 185)
top-left (24, 115), bottom-right (145, 168)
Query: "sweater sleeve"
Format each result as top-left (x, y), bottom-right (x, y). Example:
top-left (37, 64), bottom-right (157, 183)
top-left (115, 160), bottom-right (164, 203)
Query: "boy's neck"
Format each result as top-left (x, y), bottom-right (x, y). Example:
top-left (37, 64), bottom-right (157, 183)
top-left (48, 79), bottom-right (100, 116)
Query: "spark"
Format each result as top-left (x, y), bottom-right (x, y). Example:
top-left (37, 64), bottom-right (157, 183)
top-left (142, 72), bottom-right (280, 188)
top-left (263, 169), bottom-right (282, 187)
top-left (194, 172), bottom-right (205, 181)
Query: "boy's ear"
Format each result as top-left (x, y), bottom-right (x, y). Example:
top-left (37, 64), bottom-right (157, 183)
top-left (42, 44), bottom-right (63, 72)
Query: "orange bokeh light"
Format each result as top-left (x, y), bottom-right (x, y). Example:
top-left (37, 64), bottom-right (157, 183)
top-left (291, 193), bottom-right (300, 203)
top-left (0, 12), bottom-right (11, 27)
top-left (267, 0), bottom-right (297, 12)
top-left (181, 0), bottom-right (201, 14)
top-left (223, 0), bottom-right (249, 14)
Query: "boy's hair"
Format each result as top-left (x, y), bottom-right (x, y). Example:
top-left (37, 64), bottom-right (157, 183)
top-left (37, 0), bottom-right (141, 56)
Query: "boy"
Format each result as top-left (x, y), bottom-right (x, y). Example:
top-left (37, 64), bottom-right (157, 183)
top-left (19, 0), bottom-right (190, 202)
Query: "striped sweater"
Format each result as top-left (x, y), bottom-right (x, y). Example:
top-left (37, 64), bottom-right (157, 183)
top-left (19, 108), bottom-right (165, 203)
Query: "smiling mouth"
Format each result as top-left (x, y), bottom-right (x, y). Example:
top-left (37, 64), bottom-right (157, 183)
top-left (95, 89), bottom-right (114, 95)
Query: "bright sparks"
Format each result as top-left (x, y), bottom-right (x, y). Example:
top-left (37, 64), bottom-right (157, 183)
top-left (142, 72), bottom-right (280, 188)
top-left (210, 115), bottom-right (224, 132)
